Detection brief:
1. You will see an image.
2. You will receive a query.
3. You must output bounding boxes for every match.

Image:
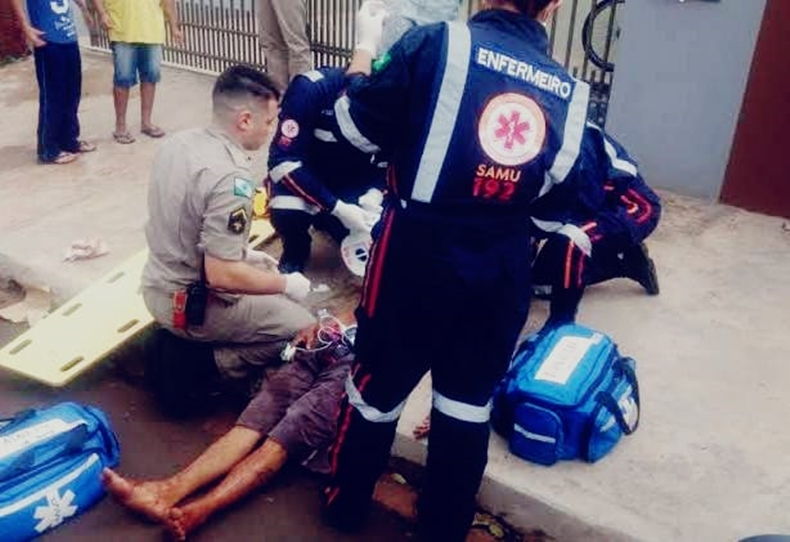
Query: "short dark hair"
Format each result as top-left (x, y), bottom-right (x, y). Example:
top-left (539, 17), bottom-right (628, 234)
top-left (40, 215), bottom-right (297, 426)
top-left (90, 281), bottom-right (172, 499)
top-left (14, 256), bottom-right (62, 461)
top-left (212, 65), bottom-right (280, 112)
top-left (511, 0), bottom-right (553, 17)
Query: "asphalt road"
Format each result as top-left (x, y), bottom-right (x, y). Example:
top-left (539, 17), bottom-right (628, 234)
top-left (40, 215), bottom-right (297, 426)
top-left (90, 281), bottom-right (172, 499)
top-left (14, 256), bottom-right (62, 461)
top-left (0, 320), bottom-right (412, 542)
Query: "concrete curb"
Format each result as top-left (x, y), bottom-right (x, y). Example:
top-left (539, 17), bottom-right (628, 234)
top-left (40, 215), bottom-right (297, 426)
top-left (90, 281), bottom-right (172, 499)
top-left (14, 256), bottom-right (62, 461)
top-left (391, 377), bottom-right (640, 542)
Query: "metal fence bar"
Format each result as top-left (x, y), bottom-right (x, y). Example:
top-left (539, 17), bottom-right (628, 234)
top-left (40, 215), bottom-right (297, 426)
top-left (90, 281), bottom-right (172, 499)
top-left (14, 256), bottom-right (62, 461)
top-left (87, 0), bottom-right (620, 124)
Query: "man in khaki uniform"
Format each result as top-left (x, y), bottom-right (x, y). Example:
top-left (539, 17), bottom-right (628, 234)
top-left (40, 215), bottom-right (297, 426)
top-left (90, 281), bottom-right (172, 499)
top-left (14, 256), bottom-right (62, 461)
top-left (257, 0), bottom-right (312, 91)
top-left (142, 64), bottom-right (315, 403)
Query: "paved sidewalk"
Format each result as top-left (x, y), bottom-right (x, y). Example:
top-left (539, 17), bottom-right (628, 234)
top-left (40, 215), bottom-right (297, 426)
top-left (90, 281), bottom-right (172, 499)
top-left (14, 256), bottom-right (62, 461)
top-left (2, 51), bottom-right (790, 542)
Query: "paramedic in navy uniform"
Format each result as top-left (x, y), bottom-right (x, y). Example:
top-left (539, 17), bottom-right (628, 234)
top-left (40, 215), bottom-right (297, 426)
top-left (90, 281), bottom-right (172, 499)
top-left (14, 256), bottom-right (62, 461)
top-left (267, 67), bottom-right (386, 274)
top-left (319, 0), bottom-right (626, 539)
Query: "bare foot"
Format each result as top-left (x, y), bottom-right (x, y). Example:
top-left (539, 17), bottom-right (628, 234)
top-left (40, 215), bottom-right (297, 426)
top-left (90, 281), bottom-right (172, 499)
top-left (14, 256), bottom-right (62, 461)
top-left (102, 468), bottom-right (175, 522)
top-left (166, 504), bottom-right (209, 541)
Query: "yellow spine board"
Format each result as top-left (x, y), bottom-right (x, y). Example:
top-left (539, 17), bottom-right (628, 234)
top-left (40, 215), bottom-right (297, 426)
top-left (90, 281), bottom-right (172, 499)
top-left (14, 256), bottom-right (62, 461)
top-left (0, 219), bottom-right (276, 387)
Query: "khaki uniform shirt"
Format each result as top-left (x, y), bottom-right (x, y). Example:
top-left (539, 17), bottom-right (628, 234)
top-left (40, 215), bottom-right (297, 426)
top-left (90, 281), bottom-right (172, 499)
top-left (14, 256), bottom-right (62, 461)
top-left (142, 126), bottom-right (257, 296)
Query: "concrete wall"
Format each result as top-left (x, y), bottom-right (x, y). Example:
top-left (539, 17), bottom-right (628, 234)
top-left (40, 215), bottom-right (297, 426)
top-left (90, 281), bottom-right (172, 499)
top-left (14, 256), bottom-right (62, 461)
top-left (606, 0), bottom-right (767, 200)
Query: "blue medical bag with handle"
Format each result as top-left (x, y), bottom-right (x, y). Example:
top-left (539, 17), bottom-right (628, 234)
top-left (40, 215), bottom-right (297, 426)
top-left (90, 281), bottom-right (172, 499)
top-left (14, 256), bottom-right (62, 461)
top-left (492, 324), bottom-right (639, 465)
top-left (0, 402), bottom-right (120, 541)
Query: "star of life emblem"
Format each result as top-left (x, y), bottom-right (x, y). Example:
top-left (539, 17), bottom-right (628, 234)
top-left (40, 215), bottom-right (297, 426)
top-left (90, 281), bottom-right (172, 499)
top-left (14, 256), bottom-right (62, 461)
top-left (281, 119), bottom-right (300, 139)
top-left (478, 93), bottom-right (546, 166)
top-left (33, 489), bottom-right (78, 533)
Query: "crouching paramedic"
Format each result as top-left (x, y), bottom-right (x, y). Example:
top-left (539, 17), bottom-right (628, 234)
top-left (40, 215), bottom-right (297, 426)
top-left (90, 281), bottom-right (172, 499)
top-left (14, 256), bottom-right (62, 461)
top-left (531, 123), bottom-right (661, 327)
top-left (266, 67), bottom-right (386, 274)
top-left (141, 65), bottom-right (315, 408)
top-left (322, 1), bottom-right (603, 540)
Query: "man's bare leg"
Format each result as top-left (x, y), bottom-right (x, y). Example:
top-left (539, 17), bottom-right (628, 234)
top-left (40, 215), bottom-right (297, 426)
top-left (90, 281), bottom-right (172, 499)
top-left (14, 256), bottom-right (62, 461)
top-left (166, 438), bottom-right (288, 540)
top-left (140, 82), bottom-right (162, 134)
top-left (103, 426), bottom-right (261, 522)
top-left (113, 86), bottom-right (131, 137)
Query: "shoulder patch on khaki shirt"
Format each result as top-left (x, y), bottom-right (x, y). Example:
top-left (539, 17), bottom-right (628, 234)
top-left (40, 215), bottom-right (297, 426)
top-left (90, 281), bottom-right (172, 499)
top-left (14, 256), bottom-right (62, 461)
top-left (228, 207), bottom-right (249, 235)
top-left (233, 177), bottom-right (254, 199)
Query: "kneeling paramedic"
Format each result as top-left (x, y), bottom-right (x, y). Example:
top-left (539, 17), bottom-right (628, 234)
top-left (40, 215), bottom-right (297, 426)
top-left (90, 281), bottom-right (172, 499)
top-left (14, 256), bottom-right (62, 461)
top-left (318, 1), bottom-right (641, 540)
top-left (266, 66), bottom-right (386, 274)
top-left (531, 124), bottom-right (661, 327)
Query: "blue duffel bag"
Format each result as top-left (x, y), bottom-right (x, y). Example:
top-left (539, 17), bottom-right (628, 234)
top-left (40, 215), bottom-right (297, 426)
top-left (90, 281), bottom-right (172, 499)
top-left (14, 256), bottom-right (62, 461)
top-left (0, 402), bottom-right (120, 541)
top-left (492, 324), bottom-right (640, 465)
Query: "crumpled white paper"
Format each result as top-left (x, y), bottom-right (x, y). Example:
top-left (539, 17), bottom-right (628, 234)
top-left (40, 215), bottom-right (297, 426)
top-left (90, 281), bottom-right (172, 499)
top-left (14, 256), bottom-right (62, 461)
top-left (63, 238), bottom-right (109, 262)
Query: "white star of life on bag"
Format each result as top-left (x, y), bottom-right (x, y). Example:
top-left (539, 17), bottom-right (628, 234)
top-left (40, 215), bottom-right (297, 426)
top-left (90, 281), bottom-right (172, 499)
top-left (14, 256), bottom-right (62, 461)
top-left (33, 489), bottom-right (78, 533)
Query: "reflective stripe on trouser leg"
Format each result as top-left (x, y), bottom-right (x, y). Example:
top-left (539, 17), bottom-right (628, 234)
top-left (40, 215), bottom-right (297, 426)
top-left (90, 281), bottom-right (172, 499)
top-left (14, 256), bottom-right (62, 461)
top-left (345, 374), bottom-right (407, 423)
top-left (432, 390), bottom-right (491, 423)
top-left (323, 366), bottom-right (405, 529)
top-left (422, 391), bottom-right (493, 542)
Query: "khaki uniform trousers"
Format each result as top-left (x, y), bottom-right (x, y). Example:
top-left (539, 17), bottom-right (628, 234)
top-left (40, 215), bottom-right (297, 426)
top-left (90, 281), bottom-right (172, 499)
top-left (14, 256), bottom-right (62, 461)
top-left (258, 0), bottom-right (312, 90)
top-left (143, 287), bottom-right (315, 383)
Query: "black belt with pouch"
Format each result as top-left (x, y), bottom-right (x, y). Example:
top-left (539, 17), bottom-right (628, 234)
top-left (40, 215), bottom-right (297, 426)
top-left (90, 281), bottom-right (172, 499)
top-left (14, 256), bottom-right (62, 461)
top-left (185, 281), bottom-right (208, 327)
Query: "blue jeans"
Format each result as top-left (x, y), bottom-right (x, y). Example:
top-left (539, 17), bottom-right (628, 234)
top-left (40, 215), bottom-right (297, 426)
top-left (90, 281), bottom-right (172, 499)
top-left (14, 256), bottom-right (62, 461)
top-left (111, 42), bottom-right (162, 88)
top-left (34, 42), bottom-right (82, 162)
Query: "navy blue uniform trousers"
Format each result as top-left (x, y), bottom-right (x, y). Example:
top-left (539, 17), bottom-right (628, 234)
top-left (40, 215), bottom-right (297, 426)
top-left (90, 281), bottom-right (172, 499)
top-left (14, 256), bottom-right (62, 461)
top-left (325, 207), bottom-right (532, 541)
top-left (34, 42), bottom-right (82, 162)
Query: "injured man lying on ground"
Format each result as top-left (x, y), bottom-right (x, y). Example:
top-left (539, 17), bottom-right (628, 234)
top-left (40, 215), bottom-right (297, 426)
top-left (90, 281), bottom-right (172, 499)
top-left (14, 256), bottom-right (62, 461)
top-left (102, 313), bottom-right (355, 540)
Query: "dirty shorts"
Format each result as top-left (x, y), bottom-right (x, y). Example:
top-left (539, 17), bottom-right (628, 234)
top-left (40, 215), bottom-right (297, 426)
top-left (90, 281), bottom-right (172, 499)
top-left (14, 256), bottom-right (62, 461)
top-left (236, 343), bottom-right (353, 473)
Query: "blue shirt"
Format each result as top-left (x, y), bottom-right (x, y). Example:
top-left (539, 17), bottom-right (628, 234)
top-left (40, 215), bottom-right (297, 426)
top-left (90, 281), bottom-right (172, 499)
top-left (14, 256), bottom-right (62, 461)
top-left (27, 0), bottom-right (78, 44)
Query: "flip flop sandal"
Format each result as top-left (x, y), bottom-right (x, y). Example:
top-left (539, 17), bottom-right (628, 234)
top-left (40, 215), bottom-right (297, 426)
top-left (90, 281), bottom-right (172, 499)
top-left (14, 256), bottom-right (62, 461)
top-left (141, 126), bottom-right (165, 138)
top-left (49, 151), bottom-right (79, 165)
top-left (113, 131), bottom-right (136, 144)
top-left (77, 140), bottom-right (97, 152)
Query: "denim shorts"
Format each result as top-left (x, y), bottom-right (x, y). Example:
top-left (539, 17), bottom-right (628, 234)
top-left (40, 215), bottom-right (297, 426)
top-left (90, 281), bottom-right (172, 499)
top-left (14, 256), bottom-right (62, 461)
top-left (111, 42), bottom-right (162, 88)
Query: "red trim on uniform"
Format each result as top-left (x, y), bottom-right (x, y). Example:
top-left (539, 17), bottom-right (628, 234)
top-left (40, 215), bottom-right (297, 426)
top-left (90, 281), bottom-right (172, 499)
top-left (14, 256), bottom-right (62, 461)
top-left (282, 174), bottom-right (324, 209)
top-left (576, 252), bottom-right (585, 288)
top-left (563, 239), bottom-right (575, 290)
top-left (620, 194), bottom-right (640, 215)
top-left (581, 221), bottom-right (597, 232)
top-left (627, 188), bottom-right (654, 224)
top-left (581, 221), bottom-right (602, 245)
top-left (328, 373), bottom-right (372, 480)
top-left (362, 209), bottom-right (395, 318)
top-left (387, 164), bottom-right (400, 200)
top-left (325, 486), bottom-right (340, 504)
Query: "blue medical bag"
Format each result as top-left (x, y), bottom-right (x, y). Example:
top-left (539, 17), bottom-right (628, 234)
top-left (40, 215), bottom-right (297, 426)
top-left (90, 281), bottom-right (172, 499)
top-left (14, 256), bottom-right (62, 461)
top-left (0, 402), bottom-right (120, 541)
top-left (492, 324), bottom-right (639, 465)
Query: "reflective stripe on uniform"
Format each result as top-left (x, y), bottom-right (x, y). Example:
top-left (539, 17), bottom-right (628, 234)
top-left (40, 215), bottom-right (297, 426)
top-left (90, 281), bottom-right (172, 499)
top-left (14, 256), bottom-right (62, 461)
top-left (590, 121), bottom-right (638, 176)
top-left (345, 374), bottom-right (406, 423)
top-left (531, 218), bottom-right (592, 257)
top-left (603, 136), bottom-right (638, 177)
top-left (410, 22), bottom-right (471, 203)
top-left (269, 195), bottom-right (320, 215)
top-left (313, 128), bottom-right (337, 142)
top-left (538, 80), bottom-right (591, 197)
top-left (433, 390), bottom-right (491, 423)
top-left (301, 70), bottom-right (325, 83)
top-left (558, 224), bottom-right (592, 256)
top-left (334, 95), bottom-right (381, 154)
top-left (269, 161), bottom-right (302, 182)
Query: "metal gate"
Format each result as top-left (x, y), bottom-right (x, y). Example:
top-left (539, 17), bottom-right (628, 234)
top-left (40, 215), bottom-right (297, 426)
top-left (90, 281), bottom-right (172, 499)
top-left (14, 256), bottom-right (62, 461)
top-left (88, 0), bottom-right (622, 124)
